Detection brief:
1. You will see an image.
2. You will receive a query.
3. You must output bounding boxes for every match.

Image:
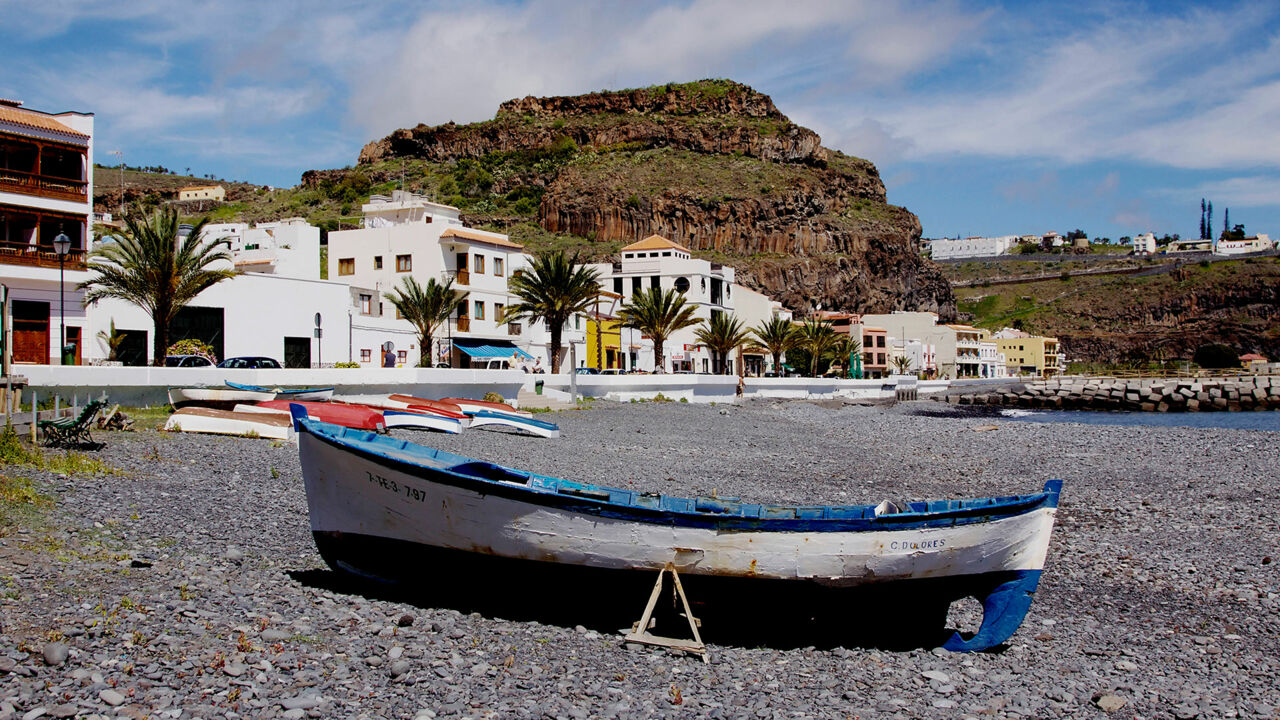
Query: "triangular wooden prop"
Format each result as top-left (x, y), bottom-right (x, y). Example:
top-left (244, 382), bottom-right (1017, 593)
top-left (623, 564), bottom-right (708, 663)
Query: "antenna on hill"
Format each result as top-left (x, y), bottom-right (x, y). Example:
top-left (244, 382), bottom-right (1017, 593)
top-left (109, 150), bottom-right (124, 216)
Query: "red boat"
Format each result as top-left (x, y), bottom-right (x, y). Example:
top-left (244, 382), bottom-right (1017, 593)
top-left (247, 400), bottom-right (386, 431)
top-left (438, 396), bottom-right (532, 418)
top-left (386, 395), bottom-right (471, 419)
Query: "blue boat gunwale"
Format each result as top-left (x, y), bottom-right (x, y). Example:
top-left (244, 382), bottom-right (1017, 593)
top-left (467, 409), bottom-right (560, 432)
top-left (298, 416), bottom-right (1062, 533)
top-left (225, 381), bottom-right (335, 395)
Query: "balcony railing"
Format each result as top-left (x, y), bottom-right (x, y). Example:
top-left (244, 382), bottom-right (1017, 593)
top-left (0, 169), bottom-right (87, 202)
top-left (444, 269), bottom-right (470, 286)
top-left (0, 243), bottom-right (86, 269)
top-left (455, 317), bottom-right (470, 332)
top-left (507, 322), bottom-right (522, 336)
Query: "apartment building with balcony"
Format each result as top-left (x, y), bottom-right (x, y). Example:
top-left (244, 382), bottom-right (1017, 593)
top-left (586, 235), bottom-right (740, 373)
top-left (0, 99), bottom-right (94, 364)
top-left (993, 328), bottom-right (1061, 377)
top-left (326, 191), bottom-right (535, 367)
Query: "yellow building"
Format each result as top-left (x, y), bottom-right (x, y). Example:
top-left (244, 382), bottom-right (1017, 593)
top-left (178, 185), bottom-right (226, 202)
top-left (585, 317), bottom-right (622, 370)
top-left (995, 335), bottom-right (1061, 377)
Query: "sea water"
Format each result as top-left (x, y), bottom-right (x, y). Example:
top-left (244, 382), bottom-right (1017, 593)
top-left (999, 408), bottom-right (1280, 432)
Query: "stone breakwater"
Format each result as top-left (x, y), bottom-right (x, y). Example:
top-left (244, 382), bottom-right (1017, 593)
top-left (942, 376), bottom-right (1280, 412)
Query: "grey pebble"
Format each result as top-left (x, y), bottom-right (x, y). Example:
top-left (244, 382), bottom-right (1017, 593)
top-left (41, 644), bottom-right (69, 667)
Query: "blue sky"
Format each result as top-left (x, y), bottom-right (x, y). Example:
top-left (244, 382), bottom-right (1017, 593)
top-left (3, 0), bottom-right (1279, 241)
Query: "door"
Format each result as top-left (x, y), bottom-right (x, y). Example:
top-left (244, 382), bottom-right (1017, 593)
top-left (455, 252), bottom-right (469, 284)
top-left (116, 330), bottom-right (148, 366)
top-left (65, 326), bottom-right (81, 365)
top-left (283, 337), bottom-right (311, 368)
top-left (12, 300), bottom-right (49, 364)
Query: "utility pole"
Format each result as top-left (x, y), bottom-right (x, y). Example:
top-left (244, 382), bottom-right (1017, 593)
top-left (109, 150), bottom-right (124, 217)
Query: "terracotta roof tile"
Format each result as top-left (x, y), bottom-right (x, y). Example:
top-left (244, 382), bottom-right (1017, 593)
top-left (439, 227), bottom-right (524, 250)
top-left (0, 106), bottom-right (89, 141)
top-left (621, 235), bottom-right (692, 254)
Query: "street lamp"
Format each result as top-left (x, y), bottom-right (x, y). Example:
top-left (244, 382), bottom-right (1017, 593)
top-left (52, 231), bottom-right (72, 365)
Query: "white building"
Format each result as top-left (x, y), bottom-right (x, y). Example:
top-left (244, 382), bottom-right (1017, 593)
top-left (731, 284), bottom-right (792, 375)
top-left (930, 235), bottom-right (1019, 260)
top-left (889, 338), bottom-right (936, 377)
top-left (978, 339), bottom-right (1008, 378)
top-left (203, 218), bottom-right (321, 280)
top-left (0, 98), bottom-right (94, 366)
top-left (587, 235), bottom-right (741, 374)
top-left (1214, 233), bottom-right (1273, 256)
top-left (1131, 232), bottom-right (1158, 255)
top-left (326, 191), bottom-right (537, 368)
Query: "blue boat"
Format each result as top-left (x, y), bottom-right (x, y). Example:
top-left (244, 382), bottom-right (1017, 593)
top-left (225, 381), bottom-right (334, 401)
top-left (292, 406), bottom-right (1061, 651)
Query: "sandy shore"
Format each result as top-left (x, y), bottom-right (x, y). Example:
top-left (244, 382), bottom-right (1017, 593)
top-left (1, 399), bottom-right (1277, 719)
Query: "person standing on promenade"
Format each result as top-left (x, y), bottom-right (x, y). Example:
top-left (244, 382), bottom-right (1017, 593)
top-left (383, 344), bottom-right (396, 368)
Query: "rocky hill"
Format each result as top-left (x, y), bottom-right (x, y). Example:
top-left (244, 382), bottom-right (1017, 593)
top-left (321, 80), bottom-right (953, 317)
top-left (953, 256), bottom-right (1280, 364)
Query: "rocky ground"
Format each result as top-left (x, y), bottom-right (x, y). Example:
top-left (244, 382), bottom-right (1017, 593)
top-left (1, 399), bottom-right (1277, 719)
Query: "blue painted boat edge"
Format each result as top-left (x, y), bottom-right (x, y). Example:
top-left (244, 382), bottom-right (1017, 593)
top-left (227, 380), bottom-right (335, 395)
top-left (942, 569), bottom-right (1043, 652)
top-left (470, 409), bottom-right (559, 432)
top-left (297, 416), bottom-right (1061, 533)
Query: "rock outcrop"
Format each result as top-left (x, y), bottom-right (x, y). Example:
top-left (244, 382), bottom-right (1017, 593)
top-left (350, 79), bottom-right (954, 318)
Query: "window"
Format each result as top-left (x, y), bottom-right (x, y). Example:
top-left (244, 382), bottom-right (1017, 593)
top-left (360, 349), bottom-right (372, 362)
top-left (396, 254), bottom-right (412, 272)
top-left (863, 335), bottom-right (872, 347)
top-left (474, 300), bottom-right (485, 320)
top-left (474, 255), bottom-right (485, 274)
top-left (494, 257), bottom-right (504, 276)
top-left (632, 277), bottom-right (642, 294)
top-left (495, 303), bottom-right (504, 322)
top-left (650, 276), bottom-right (660, 290)
top-left (613, 277), bottom-right (623, 294)
top-left (338, 258), bottom-right (355, 276)
top-left (397, 350), bottom-right (407, 363)
top-left (674, 277), bottom-right (689, 293)
top-left (662, 251), bottom-right (671, 257)
top-left (396, 307), bottom-right (403, 320)
top-left (374, 256), bottom-right (383, 270)
top-left (359, 293), bottom-right (372, 314)
top-left (575, 314), bottom-right (581, 330)
top-left (877, 336), bottom-right (885, 348)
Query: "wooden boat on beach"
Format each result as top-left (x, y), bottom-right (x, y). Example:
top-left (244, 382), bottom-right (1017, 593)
top-left (292, 408), bottom-right (1061, 652)
top-left (234, 401), bottom-right (385, 431)
top-left (165, 407), bottom-right (293, 440)
top-left (382, 409), bottom-right (464, 434)
top-left (435, 396), bottom-right (533, 418)
top-left (225, 381), bottom-right (334, 401)
top-left (168, 386), bottom-right (275, 409)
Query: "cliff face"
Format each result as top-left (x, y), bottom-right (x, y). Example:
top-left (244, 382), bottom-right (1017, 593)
top-left (349, 80), bottom-right (954, 318)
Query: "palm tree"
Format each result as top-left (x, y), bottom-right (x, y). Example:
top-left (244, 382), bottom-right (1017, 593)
top-left (793, 318), bottom-right (838, 377)
top-left (694, 312), bottom-right (752, 375)
top-left (831, 334), bottom-right (863, 378)
top-left (506, 250), bottom-right (601, 372)
top-left (80, 207), bottom-right (236, 365)
top-left (386, 277), bottom-right (467, 367)
top-left (618, 287), bottom-right (701, 373)
top-left (890, 354), bottom-right (915, 375)
top-left (751, 316), bottom-right (796, 375)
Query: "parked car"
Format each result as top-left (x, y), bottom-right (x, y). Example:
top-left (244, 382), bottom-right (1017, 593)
top-left (164, 354), bottom-right (214, 368)
top-left (599, 368), bottom-right (623, 375)
top-left (217, 356), bottom-right (283, 369)
top-left (574, 367), bottom-right (600, 375)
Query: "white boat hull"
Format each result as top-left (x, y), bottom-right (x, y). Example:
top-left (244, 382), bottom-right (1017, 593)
top-left (165, 407), bottom-right (293, 440)
top-left (300, 431), bottom-right (1052, 585)
top-left (169, 387), bottom-right (276, 408)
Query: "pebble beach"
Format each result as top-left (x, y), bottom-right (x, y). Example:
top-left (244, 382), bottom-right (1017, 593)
top-left (1, 399), bottom-right (1278, 719)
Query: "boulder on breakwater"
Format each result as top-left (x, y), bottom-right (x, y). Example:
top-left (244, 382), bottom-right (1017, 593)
top-left (939, 376), bottom-right (1280, 412)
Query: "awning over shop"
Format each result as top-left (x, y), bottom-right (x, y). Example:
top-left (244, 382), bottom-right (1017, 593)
top-left (452, 338), bottom-right (534, 361)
